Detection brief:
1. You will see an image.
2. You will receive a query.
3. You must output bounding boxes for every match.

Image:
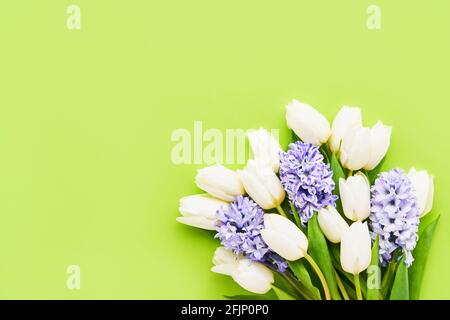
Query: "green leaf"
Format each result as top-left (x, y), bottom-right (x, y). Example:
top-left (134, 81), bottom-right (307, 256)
top-left (367, 236), bottom-right (381, 300)
top-left (273, 272), bottom-right (303, 299)
top-left (288, 260), bottom-right (321, 299)
top-left (409, 215), bottom-right (440, 300)
top-left (330, 153), bottom-right (345, 214)
top-left (390, 256), bottom-right (409, 300)
top-left (307, 214), bottom-right (341, 300)
top-left (291, 130), bottom-right (301, 142)
top-left (381, 259), bottom-right (398, 298)
top-left (418, 212), bottom-right (439, 236)
top-left (342, 280), bottom-right (357, 300)
top-left (224, 290), bottom-right (278, 300)
top-left (272, 286), bottom-right (296, 300)
top-left (319, 145), bottom-right (330, 164)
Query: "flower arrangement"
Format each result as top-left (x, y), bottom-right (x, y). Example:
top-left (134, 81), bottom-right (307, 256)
top-left (177, 100), bottom-right (438, 300)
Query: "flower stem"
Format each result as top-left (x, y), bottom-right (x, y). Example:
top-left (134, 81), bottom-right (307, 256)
top-left (289, 201), bottom-right (303, 229)
top-left (305, 253), bottom-right (331, 300)
top-left (348, 170), bottom-right (353, 177)
top-left (354, 273), bottom-right (363, 300)
top-left (335, 272), bottom-right (350, 300)
top-left (276, 205), bottom-right (288, 218)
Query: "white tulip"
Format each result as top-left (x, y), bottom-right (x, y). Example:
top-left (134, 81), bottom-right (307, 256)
top-left (318, 206), bottom-right (349, 243)
top-left (211, 247), bottom-right (240, 276)
top-left (195, 165), bottom-right (245, 202)
top-left (408, 168), bottom-right (434, 217)
top-left (237, 160), bottom-right (285, 209)
top-left (248, 128), bottom-right (282, 173)
top-left (211, 247), bottom-right (274, 294)
top-left (261, 214), bottom-right (308, 261)
top-left (339, 172), bottom-right (371, 221)
top-left (329, 106), bottom-right (362, 153)
top-left (286, 99), bottom-right (331, 146)
top-left (364, 121), bottom-right (392, 170)
top-left (340, 221), bottom-right (371, 274)
top-left (176, 194), bottom-right (228, 230)
top-left (232, 259), bottom-right (274, 294)
top-left (339, 125), bottom-right (371, 170)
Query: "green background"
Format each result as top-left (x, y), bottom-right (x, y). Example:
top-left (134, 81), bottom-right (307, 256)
top-left (0, 0), bottom-right (449, 299)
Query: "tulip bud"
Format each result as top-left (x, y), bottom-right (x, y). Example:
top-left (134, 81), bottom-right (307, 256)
top-left (211, 247), bottom-right (274, 294)
top-left (237, 160), bottom-right (285, 209)
top-left (339, 172), bottom-right (371, 221)
top-left (211, 247), bottom-right (239, 276)
top-left (232, 259), bottom-right (274, 294)
top-left (248, 128), bottom-right (282, 173)
top-left (260, 214), bottom-right (308, 261)
top-left (195, 165), bottom-right (245, 202)
top-left (408, 168), bottom-right (434, 217)
top-left (176, 194), bottom-right (228, 230)
top-left (318, 206), bottom-right (349, 243)
top-left (340, 221), bottom-right (371, 274)
top-left (286, 99), bottom-right (331, 146)
top-left (339, 125), bottom-right (371, 170)
top-left (329, 106), bottom-right (362, 153)
top-left (364, 121), bottom-right (391, 170)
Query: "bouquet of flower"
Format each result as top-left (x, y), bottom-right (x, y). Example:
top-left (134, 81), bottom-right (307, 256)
top-left (177, 100), bottom-right (438, 300)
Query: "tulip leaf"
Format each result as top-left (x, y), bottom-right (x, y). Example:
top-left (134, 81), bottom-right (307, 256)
top-left (276, 270), bottom-right (322, 300)
top-left (330, 153), bottom-right (345, 214)
top-left (272, 285), bottom-right (296, 300)
top-left (418, 211), bottom-right (439, 236)
top-left (273, 272), bottom-right (304, 300)
top-left (342, 280), bottom-right (357, 300)
top-left (224, 290), bottom-right (278, 300)
top-left (319, 145), bottom-right (330, 164)
top-left (367, 236), bottom-right (382, 300)
top-left (381, 259), bottom-right (398, 299)
top-left (389, 256), bottom-right (409, 300)
top-left (409, 215), bottom-right (440, 300)
top-left (288, 260), bottom-right (321, 299)
top-left (307, 214), bottom-right (342, 300)
top-left (291, 130), bottom-right (301, 142)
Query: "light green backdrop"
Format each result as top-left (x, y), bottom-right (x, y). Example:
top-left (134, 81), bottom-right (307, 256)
top-left (0, 0), bottom-right (449, 299)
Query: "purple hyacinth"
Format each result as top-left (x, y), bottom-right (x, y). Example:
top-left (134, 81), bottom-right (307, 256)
top-left (370, 169), bottom-right (420, 267)
top-left (279, 141), bottom-right (337, 225)
top-left (215, 196), bottom-right (287, 272)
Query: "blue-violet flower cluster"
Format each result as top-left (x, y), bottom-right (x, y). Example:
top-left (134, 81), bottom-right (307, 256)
top-left (279, 141), bottom-right (337, 225)
top-left (215, 196), bottom-right (287, 272)
top-left (370, 169), bottom-right (420, 267)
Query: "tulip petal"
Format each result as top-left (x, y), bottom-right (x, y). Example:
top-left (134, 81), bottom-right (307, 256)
top-left (340, 221), bottom-right (371, 274)
top-left (248, 128), bottom-right (281, 173)
top-left (211, 264), bottom-right (236, 276)
top-left (179, 194), bottom-right (228, 219)
top-left (176, 216), bottom-right (216, 230)
top-left (339, 178), bottom-right (356, 221)
top-left (237, 169), bottom-right (273, 209)
top-left (231, 259), bottom-right (274, 294)
top-left (195, 165), bottom-right (244, 201)
top-left (318, 206), bottom-right (348, 243)
top-left (364, 122), bottom-right (391, 170)
top-left (423, 175), bottom-right (434, 216)
top-left (286, 100), bottom-right (331, 146)
top-left (329, 106), bottom-right (362, 153)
